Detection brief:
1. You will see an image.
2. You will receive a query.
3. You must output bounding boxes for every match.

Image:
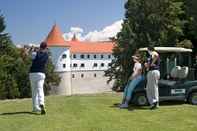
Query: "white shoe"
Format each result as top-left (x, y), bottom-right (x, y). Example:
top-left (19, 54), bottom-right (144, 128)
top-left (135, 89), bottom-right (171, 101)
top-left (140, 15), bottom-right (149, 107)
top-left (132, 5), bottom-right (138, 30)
top-left (119, 103), bottom-right (129, 109)
top-left (32, 109), bottom-right (41, 112)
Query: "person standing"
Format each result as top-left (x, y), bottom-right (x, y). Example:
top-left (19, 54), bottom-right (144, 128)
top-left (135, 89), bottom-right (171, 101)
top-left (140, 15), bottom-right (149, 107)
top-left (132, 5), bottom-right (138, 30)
top-left (145, 46), bottom-right (160, 110)
top-left (29, 42), bottom-right (48, 114)
top-left (120, 54), bottom-right (144, 109)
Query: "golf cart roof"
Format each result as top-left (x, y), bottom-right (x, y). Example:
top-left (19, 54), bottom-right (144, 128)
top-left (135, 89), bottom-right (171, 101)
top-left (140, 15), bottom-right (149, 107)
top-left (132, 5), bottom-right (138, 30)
top-left (139, 47), bottom-right (192, 53)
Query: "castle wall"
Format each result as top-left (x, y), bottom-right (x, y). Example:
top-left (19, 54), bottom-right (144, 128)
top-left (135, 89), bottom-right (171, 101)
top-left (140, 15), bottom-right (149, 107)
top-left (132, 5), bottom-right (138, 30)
top-left (48, 47), bottom-right (71, 72)
top-left (71, 70), bottom-right (113, 94)
top-left (48, 47), bottom-right (72, 95)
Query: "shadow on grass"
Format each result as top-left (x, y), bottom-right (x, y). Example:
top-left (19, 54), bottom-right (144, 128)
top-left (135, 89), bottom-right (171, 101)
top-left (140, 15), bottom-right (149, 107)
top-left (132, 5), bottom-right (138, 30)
top-left (0, 111), bottom-right (40, 116)
top-left (111, 101), bottom-right (186, 111)
top-left (159, 101), bottom-right (185, 106)
top-left (110, 103), bottom-right (149, 111)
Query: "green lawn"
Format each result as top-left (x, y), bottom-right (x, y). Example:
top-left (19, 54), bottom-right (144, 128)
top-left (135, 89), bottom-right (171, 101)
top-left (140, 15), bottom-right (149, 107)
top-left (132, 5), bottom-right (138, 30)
top-left (0, 93), bottom-right (197, 131)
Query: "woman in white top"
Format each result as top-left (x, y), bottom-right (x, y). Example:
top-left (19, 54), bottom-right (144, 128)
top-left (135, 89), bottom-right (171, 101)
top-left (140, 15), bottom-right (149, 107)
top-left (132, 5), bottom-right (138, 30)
top-left (120, 54), bottom-right (144, 109)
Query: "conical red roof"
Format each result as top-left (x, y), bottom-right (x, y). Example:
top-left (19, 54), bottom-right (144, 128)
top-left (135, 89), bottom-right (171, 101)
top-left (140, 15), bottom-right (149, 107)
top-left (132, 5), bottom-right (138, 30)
top-left (45, 24), bottom-right (69, 47)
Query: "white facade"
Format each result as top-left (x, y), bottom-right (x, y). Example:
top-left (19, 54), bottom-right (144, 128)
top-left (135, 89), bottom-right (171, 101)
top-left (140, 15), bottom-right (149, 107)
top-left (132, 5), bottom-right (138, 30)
top-left (49, 47), bottom-right (71, 72)
top-left (69, 53), bottom-right (114, 95)
top-left (49, 48), bottom-right (114, 95)
top-left (71, 53), bottom-right (113, 71)
top-left (49, 46), bottom-right (72, 95)
top-left (45, 24), bottom-right (114, 95)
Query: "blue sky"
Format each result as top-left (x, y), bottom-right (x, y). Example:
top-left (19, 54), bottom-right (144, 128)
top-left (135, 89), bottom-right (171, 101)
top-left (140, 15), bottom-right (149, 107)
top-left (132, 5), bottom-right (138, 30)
top-left (0, 0), bottom-right (125, 44)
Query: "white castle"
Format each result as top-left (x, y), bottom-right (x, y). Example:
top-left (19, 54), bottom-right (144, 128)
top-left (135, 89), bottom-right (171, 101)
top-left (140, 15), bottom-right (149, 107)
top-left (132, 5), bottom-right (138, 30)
top-left (45, 24), bottom-right (115, 95)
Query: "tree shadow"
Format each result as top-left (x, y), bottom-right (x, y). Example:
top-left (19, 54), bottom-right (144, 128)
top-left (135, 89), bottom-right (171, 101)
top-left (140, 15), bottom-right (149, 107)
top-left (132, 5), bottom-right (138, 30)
top-left (0, 111), bottom-right (40, 116)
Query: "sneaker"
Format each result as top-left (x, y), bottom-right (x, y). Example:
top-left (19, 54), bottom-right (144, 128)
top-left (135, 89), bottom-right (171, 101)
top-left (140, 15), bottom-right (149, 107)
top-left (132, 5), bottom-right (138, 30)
top-left (119, 103), bottom-right (129, 109)
top-left (150, 102), bottom-right (159, 110)
top-left (32, 109), bottom-right (41, 113)
top-left (40, 105), bottom-right (46, 115)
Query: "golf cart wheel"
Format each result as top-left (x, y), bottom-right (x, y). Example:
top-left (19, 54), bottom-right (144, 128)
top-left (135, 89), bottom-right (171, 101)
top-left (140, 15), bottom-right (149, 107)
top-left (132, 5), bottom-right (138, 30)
top-left (189, 92), bottom-right (197, 105)
top-left (134, 92), bottom-right (148, 106)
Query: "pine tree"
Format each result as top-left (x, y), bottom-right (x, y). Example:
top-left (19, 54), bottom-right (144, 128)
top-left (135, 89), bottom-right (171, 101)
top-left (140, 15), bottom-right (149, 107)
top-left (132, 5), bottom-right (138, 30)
top-left (0, 13), bottom-right (20, 99)
top-left (0, 12), bottom-right (60, 99)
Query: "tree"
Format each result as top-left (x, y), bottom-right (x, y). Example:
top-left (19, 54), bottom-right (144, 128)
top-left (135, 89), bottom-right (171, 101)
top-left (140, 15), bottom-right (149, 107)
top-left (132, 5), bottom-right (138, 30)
top-left (0, 14), bottom-right (21, 98)
top-left (0, 12), bottom-right (60, 99)
top-left (44, 57), bottom-right (61, 95)
top-left (105, 0), bottom-right (185, 90)
top-left (182, 0), bottom-right (197, 52)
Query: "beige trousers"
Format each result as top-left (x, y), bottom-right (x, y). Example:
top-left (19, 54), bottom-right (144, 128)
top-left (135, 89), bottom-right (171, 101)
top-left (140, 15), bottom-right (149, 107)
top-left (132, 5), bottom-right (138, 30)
top-left (146, 70), bottom-right (160, 106)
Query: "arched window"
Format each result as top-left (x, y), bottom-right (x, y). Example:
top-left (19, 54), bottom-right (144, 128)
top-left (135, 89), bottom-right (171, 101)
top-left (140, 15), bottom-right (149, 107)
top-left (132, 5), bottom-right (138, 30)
top-left (101, 63), bottom-right (105, 67)
top-left (93, 63), bottom-right (98, 67)
top-left (80, 63), bottom-right (85, 67)
top-left (81, 74), bottom-right (84, 78)
top-left (87, 54), bottom-right (90, 59)
top-left (72, 74), bottom-right (75, 78)
top-left (62, 54), bottom-right (67, 59)
top-left (80, 54), bottom-right (84, 59)
top-left (73, 63), bottom-right (77, 67)
top-left (108, 63), bottom-right (111, 67)
top-left (108, 55), bottom-right (111, 59)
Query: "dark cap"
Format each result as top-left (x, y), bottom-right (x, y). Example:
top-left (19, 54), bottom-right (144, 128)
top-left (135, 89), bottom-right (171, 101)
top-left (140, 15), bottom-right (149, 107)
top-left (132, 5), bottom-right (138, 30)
top-left (148, 45), bottom-right (155, 51)
top-left (40, 42), bottom-right (47, 49)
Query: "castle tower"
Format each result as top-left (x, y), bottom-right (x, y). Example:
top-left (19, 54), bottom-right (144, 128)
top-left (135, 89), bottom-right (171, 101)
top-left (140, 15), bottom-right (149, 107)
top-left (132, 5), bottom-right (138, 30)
top-left (45, 24), bottom-right (72, 95)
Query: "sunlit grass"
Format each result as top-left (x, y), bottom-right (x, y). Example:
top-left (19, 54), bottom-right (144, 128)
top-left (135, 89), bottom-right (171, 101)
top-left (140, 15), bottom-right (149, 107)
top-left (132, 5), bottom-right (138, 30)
top-left (0, 93), bottom-right (197, 131)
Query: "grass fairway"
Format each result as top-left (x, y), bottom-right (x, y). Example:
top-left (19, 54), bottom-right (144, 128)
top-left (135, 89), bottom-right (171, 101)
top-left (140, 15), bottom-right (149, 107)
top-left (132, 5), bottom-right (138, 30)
top-left (0, 93), bottom-right (197, 131)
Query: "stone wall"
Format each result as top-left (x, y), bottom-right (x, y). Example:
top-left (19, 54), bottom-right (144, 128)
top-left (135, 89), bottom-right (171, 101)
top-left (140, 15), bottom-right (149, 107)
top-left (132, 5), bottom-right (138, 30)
top-left (71, 70), bottom-right (114, 94)
top-left (50, 71), bottom-right (72, 95)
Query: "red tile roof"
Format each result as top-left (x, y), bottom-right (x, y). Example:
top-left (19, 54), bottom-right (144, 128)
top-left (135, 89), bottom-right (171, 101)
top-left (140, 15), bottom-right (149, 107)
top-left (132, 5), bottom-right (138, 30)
top-left (45, 24), bottom-right (115, 53)
top-left (68, 40), bottom-right (115, 53)
top-left (45, 24), bottom-right (69, 47)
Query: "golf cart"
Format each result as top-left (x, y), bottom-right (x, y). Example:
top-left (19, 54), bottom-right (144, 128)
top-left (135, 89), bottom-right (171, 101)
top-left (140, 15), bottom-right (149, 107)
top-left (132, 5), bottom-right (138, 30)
top-left (131, 47), bottom-right (197, 106)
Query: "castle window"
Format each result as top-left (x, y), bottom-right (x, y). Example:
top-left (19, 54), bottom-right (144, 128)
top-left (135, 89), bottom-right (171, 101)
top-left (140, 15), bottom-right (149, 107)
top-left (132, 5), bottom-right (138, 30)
top-left (62, 54), bottom-right (67, 59)
top-left (80, 54), bottom-right (84, 59)
top-left (73, 54), bottom-right (76, 58)
top-left (94, 55), bottom-right (97, 59)
top-left (101, 54), bottom-right (104, 59)
top-left (72, 74), bottom-right (75, 78)
top-left (80, 63), bottom-right (85, 67)
top-left (81, 74), bottom-right (84, 78)
top-left (63, 64), bottom-right (66, 68)
top-left (93, 63), bottom-right (98, 67)
top-left (94, 73), bottom-right (97, 77)
top-left (87, 54), bottom-right (90, 59)
top-left (108, 63), bottom-right (111, 67)
top-left (101, 63), bottom-right (105, 67)
top-left (108, 55), bottom-right (111, 59)
top-left (73, 63), bottom-right (77, 67)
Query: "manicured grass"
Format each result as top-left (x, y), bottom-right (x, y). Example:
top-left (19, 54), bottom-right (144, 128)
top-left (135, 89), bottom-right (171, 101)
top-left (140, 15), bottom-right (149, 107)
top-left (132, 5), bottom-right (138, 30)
top-left (0, 93), bottom-right (197, 131)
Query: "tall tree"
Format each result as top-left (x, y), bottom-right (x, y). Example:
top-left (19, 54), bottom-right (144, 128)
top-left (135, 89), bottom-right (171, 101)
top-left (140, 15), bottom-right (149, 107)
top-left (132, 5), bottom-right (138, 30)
top-left (182, 0), bottom-right (197, 52)
top-left (105, 0), bottom-right (185, 90)
top-left (0, 14), bottom-right (20, 98)
top-left (0, 13), bottom-right (60, 99)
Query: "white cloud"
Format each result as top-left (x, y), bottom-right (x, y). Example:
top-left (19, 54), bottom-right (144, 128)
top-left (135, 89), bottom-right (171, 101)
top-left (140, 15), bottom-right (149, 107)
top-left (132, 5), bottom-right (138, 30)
top-left (16, 43), bottom-right (39, 48)
top-left (63, 20), bottom-right (123, 41)
top-left (70, 27), bottom-right (83, 33)
top-left (63, 27), bottom-right (85, 41)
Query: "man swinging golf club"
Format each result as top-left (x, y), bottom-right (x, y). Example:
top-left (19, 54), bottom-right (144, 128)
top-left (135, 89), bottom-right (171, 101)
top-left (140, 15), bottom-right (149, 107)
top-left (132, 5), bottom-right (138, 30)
top-left (29, 42), bottom-right (48, 115)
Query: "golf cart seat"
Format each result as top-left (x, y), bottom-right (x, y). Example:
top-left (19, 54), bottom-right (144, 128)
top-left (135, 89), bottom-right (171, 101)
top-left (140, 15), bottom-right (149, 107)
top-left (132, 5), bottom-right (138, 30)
top-left (170, 66), bottom-right (189, 79)
top-left (159, 66), bottom-right (189, 86)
